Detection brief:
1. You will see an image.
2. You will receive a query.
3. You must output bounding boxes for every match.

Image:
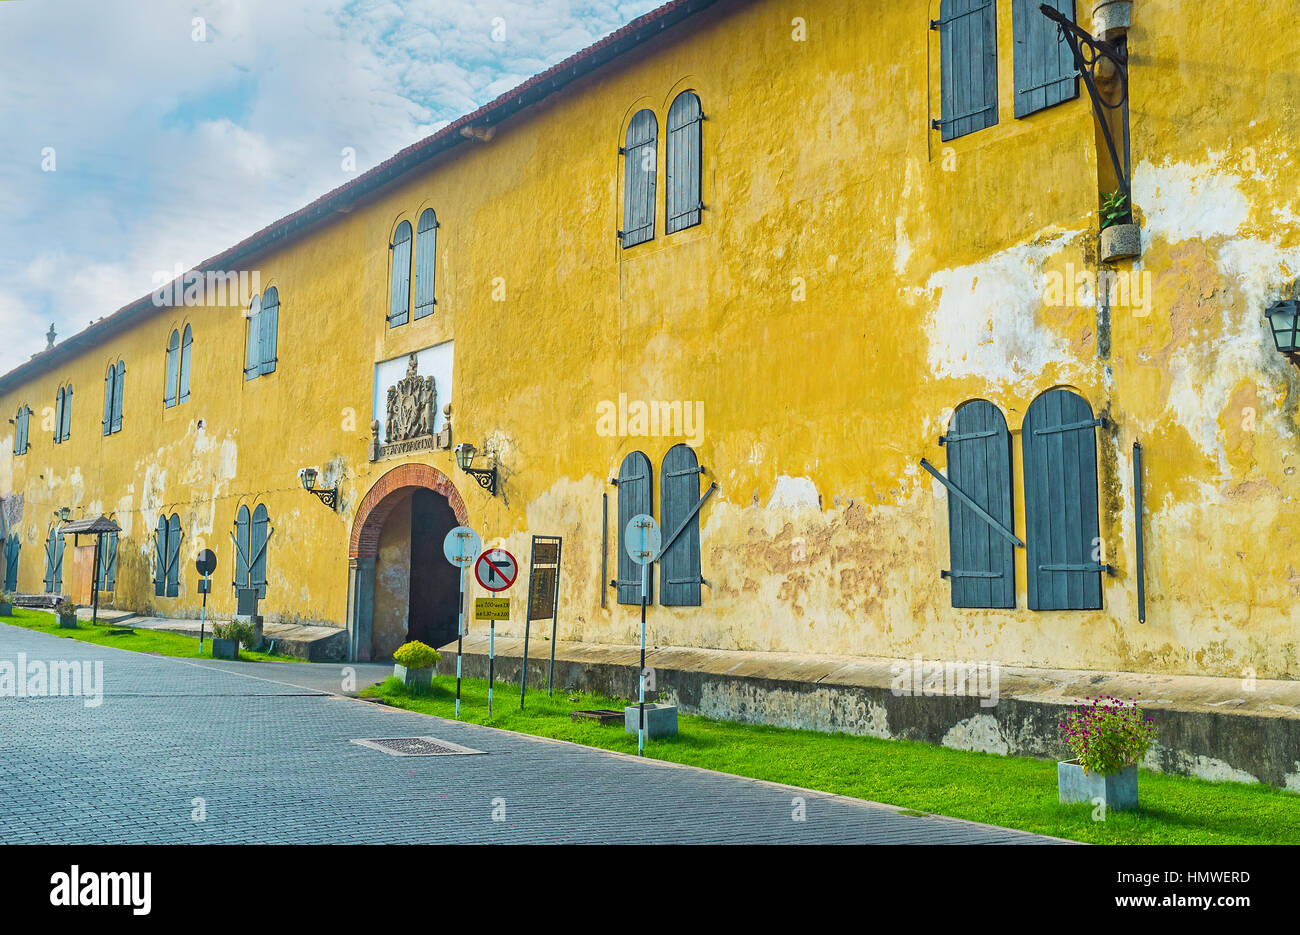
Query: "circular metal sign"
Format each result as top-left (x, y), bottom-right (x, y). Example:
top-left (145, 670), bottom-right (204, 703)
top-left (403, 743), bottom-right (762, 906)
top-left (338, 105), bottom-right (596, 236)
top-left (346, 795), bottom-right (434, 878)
top-left (475, 548), bottom-right (518, 592)
top-left (443, 526), bottom-right (482, 568)
top-left (195, 549), bottom-right (217, 577)
top-left (624, 514), bottom-right (661, 565)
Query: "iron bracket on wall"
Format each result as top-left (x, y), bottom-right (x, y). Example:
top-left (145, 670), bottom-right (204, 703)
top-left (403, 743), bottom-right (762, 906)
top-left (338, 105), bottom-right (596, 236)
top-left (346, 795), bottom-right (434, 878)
top-left (307, 487), bottom-right (339, 510)
top-left (1039, 3), bottom-right (1130, 198)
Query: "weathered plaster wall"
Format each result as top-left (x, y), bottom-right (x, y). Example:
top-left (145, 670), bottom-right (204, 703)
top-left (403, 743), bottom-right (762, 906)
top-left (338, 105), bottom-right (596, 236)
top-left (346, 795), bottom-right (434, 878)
top-left (372, 491), bottom-right (412, 660)
top-left (0, 0), bottom-right (1296, 679)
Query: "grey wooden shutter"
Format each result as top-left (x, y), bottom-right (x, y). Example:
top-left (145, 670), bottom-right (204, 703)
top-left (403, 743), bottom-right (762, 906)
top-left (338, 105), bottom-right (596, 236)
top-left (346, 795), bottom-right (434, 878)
top-left (154, 515), bottom-right (168, 597)
top-left (103, 365), bottom-right (115, 435)
top-left (53, 533), bottom-right (64, 593)
top-left (259, 288), bottom-right (279, 375)
top-left (178, 327), bottom-right (192, 403)
top-left (244, 297), bottom-right (261, 381)
top-left (943, 400), bottom-right (1016, 608)
top-left (1013, 0), bottom-right (1077, 116)
top-left (666, 92), bottom-right (703, 234)
top-left (250, 504), bottom-right (269, 598)
top-left (111, 361), bottom-right (124, 432)
top-left (1023, 388), bottom-right (1104, 610)
top-left (234, 505), bottom-right (251, 589)
top-left (616, 451), bottom-right (653, 605)
top-left (43, 530), bottom-right (55, 592)
top-left (4, 535), bottom-right (18, 592)
top-left (165, 514), bottom-right (182, 597)
top-left (60, 385), bottom-right (71, 442)
top-left (935, 0), bottom-right (999, 140)
top-left (621, 110), bottom-right (658, 248)
top-left (413, 209), bottom-right (437, 319)
top-left (389, 221), bottom-right (412, 326)
top-left (99, 531), bottom-right (117, 591)
top-left (660, 443), bottom-right (703, 606)
top-left (165, 331), bottom-right (180, 406)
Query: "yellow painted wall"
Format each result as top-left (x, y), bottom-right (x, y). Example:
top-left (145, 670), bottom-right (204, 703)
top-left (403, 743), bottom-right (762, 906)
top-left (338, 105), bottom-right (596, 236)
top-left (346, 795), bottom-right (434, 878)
top-left (1, 0), bottom-right (1297, 677)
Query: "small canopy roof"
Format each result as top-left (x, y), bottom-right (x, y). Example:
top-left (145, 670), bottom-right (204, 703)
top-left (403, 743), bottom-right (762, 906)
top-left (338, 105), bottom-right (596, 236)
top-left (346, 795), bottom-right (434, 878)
top-left (60, 515), bottom-right (121, 535)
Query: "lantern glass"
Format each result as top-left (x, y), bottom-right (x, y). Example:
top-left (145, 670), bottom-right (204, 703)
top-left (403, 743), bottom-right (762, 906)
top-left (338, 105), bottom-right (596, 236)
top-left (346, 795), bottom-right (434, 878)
top-left (455, 443), bottom-right (476, 471)
top-left (1266, 300), bottom-right (1300, 354)
top-left (300, 467), bottom-right (317, 490)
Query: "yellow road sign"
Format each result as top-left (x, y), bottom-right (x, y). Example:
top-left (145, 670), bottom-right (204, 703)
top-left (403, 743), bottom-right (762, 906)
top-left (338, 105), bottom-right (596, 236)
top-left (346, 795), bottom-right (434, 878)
top-left (475, 597), bottom-right (510, 620)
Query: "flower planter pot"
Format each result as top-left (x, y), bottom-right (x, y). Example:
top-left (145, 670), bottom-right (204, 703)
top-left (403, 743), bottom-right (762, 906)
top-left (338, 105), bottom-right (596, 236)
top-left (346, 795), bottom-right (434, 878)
top-left (1092, 0), bottom-right (1131, 37)
top-left (1058, 759), bottom-right (1138, 811)
top-left (58, 613), bottom-right (78, 629)
top-left (1100, 222), bottom-right (1141, 262)
top-left (0, 602), bottom-right (12, 616)
top-left (394, 664), bottom-right (433, 688)
top-left (212, 637), bottom-right (240, 660)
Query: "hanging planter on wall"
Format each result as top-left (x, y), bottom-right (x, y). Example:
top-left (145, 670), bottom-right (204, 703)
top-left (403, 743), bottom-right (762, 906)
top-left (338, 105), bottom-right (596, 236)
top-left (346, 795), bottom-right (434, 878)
top-left (1099, 190), bottom-right (1140, 262)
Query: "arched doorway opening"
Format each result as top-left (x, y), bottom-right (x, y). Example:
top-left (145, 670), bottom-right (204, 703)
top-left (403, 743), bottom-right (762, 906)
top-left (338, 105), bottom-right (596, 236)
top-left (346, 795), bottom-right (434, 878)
top-left (348, 463), bottom-right (469, 662)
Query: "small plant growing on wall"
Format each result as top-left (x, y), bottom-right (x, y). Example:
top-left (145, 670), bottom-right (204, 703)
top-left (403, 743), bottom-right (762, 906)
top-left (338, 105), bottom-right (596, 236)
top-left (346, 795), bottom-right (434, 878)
top-left (1100, 189), bottom-right (1131, 230)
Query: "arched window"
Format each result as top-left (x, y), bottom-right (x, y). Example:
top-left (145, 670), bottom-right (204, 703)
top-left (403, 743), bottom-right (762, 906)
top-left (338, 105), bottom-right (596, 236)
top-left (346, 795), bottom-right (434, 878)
top-left (413, 209), bottom-right (438, 320)
top-left (43, 527), bottom-right (64, 593)
top-left (660, 443), bottom-right (705, 606)
top-left (244, 291), bottom-right (278, 379)
top-left (941, 399), bottom-right (1016, 608)
top-left (165, 330), bottom-right (181, 406)
top-left (54, 384), bottom-right (72, 443)
top-left (1022, 388), bottom-right (1105, 610)
top-left (153, 513), bottom-right (182, 597)
top-left (4, 533), bottom-right (20, 592)
top-left (620, 110), bottom-right (658, 248)
top-left (615, 451), bottom-right (653, 605)
top-left (179, 325), bottom-right (192, 403)
top-left (389, 220), bottom-right (412, 327)
top-left (934, 0), bottom-right (999, 140)
top-left (665, 92), bottom-right (703, 234)
top-left (12, 405), bottom-right (30, 455)
top-left (103, 360), bottom-right (125, 433)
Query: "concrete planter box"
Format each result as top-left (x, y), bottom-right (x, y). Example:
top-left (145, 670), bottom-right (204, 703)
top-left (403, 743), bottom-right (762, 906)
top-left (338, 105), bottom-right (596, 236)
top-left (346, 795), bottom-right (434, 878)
top-left (394, 664), bottom-right (434, 688)
top-left (625, 703), bottom-right (679, 739)
top-left (1100, 222), bottom-right (1141, 262)
top-left (0, 602), bottom-right (12, 616)
top-left (57, 613), bottom-right (77, 629)
top-left (1058, 759), bottom-right (1138, 811)
top-left (234, 615), bottom-right (264, 652)
top-left (212, 637), bottom-right (240, 660)
top-left (1092, 0), bottom-right (1131, 37)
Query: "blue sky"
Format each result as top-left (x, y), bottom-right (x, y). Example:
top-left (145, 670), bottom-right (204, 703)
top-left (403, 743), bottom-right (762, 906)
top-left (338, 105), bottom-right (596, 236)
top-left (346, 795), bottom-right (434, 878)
top-left (0, 0), bottom-right (663, 373)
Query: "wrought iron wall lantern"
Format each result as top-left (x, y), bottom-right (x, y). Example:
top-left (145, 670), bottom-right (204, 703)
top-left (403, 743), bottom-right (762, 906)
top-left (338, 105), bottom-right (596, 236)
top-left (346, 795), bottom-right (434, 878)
top-left (455, 442), bottom-right (497, 496)
top-left (299, 467), bottom-right (338, 510)
top-left (1265, 300), bottom-right (1300, 361)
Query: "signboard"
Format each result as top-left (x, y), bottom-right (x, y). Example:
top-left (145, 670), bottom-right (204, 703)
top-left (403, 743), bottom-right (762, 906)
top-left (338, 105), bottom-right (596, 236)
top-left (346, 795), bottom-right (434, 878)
top-left (624, 514), bottom-right (661, 565)
top-left (528, 567), bottom-right (557, 620)
top-left (475, 597), bottom-right (510, 620)
top-left (532, 540), bottom-right (560, 566)
top-left (195, 549), bottom-right (217, 576)
top-left (443, 526), bottom-right (481, 568)
top-left (475, 548), bottom-right (518, 592)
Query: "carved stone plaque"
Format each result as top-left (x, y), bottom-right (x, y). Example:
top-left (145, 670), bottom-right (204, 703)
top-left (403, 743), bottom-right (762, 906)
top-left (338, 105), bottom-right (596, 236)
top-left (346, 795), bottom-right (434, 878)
top-left (372, 355), bottom-right (452, 461)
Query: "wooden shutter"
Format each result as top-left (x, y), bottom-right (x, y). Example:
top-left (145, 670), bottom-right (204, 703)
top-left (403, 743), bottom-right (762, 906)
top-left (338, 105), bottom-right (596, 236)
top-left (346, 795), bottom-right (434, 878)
top-left (165, 514), bottom-right (181, 597)
top-left (154, 516), bottom-right (167, 597)
top-left (621, 110), bottom-right (658, 248)
top-left (389, 221), bottom-right (412, 326)
top-left (234, 505), bottom-right (251, 589)
top-left (1023, 388), bottom-right (1104, 610)
top-left (259, 288), bottom-right (279, 375)
top-left (98, 531), bottom-right (117, 591)
top-left (103, 365), bottom-right (115, 435)
top-left (178, 327), bottom-right (192, 403)
top-left (660, 444), bottom-right (704, 606)
top-left (53, 533), bottom-right (64, 593)
top-left (616, 451), bottom-right (653, 605)
top-left (244, 297), bottom-right (261, 381)
top-left (414, 209), bottom-right (437, 319)
top-left (250, 504), bottom-right (269, 598)
top-left (666, 92), bottom-right (703, 234)
top-left (935, 0), bottom-right (999, 140)
top-left (4, 535), bottom-right (18, 592)
top-left (165, 330), bottom-right (180, 405)
top-left (14, 406), bottom-right (27, 454)
top-left (943, 400), bottom-right (1016, 608)
top-left (1013, 0), bottom-right (1077, 117)
top-left (43, 530), bottom-right (55, 592)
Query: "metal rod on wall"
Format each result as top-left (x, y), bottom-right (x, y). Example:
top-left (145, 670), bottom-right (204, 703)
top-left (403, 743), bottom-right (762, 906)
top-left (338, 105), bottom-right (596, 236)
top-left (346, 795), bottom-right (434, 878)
top-left (1133, 441), bottom-right (1146, 624)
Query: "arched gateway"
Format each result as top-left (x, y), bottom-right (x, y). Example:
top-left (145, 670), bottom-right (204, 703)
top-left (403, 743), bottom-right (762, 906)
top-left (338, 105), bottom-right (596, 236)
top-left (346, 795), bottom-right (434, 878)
top-left (347, 463), bottom-right (469, 662)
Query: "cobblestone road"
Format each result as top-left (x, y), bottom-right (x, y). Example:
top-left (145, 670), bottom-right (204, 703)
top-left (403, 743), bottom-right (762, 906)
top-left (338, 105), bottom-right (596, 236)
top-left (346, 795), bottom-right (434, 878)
top-left (0, 624), bottom-right (1065, 844)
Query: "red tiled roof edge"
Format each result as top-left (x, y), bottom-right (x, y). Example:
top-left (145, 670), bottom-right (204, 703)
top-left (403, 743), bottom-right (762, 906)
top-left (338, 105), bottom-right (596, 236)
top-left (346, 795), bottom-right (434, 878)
top-left (0, 0), bottom-right (723, 392)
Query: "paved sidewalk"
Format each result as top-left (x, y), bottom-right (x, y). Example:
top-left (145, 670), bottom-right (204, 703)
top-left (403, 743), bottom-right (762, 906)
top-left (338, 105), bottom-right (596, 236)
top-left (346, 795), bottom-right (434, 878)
top-left (0, 623), bottom-right (1067, 844)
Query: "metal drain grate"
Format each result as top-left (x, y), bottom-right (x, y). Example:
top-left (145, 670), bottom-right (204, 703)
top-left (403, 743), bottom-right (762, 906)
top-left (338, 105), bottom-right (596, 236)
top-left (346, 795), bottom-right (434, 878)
top-left (350, 736), bottom-right (486, 757)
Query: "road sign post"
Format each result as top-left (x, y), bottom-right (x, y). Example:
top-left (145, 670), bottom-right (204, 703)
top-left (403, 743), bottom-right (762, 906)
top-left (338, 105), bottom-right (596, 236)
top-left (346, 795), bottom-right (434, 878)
top-left (443, 526), bottom-right (482, 718)
top-left (625, 515), bottom-right (660, 757)
top-left (475, 548), bottom-right (517, 716)
top-left (522, 536), bottom-right (562, 707)
top-left (195, 549), bottom-right (217, 654)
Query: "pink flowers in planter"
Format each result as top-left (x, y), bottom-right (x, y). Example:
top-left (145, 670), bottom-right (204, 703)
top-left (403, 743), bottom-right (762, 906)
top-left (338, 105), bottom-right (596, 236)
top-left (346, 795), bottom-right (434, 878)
top-left (1060, 694), bottom-right (1157, 776)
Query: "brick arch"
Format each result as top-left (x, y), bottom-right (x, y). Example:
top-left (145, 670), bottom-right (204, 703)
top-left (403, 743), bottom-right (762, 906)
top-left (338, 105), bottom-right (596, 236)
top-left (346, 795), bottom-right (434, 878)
top-left (350, 463), bottom-right (468, 559)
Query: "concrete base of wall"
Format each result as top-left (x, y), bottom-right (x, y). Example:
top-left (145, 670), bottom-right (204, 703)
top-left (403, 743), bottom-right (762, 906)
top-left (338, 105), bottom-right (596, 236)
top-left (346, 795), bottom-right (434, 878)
top-left (434, 635), bottom-right (1300, 790)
